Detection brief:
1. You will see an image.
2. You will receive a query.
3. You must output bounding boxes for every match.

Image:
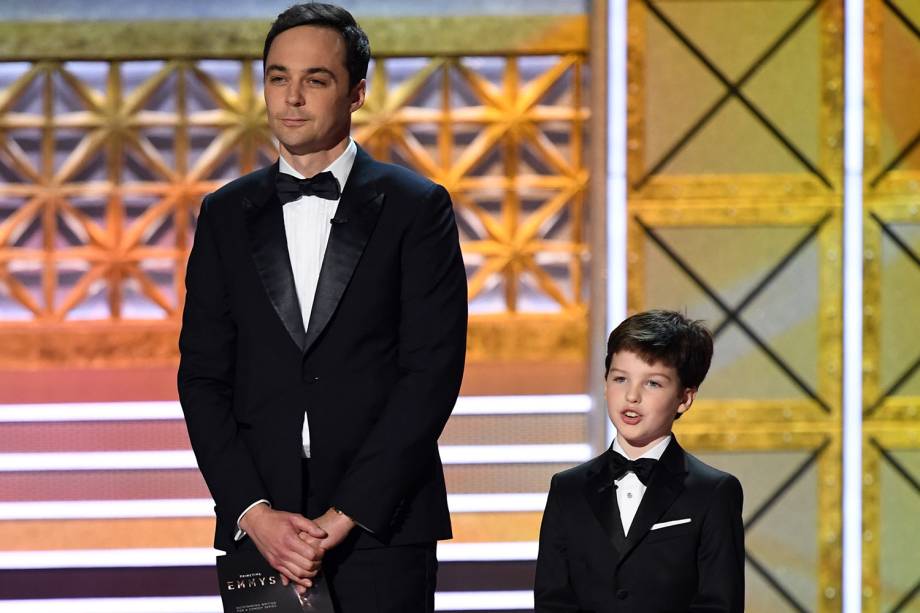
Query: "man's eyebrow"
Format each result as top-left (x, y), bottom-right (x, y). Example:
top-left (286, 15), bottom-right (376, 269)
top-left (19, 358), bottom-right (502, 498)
top-left (303, 67), bottom-right (337, 80)
top-left (265, 65), bottom-right (337, 81)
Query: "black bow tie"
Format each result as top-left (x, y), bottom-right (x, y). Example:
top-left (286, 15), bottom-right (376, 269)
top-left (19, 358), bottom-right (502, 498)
top-left (609, 452), bottom-right (657, 486)
top-left (276, 171), bottom-right (341, 204)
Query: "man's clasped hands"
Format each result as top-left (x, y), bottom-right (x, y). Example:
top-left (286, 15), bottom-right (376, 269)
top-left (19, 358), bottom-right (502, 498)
top-left (239, 504), bottom-right (356, 594)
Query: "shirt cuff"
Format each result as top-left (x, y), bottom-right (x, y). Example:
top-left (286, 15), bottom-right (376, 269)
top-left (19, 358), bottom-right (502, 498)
top-left (234, 499), bottom-right (271, 542)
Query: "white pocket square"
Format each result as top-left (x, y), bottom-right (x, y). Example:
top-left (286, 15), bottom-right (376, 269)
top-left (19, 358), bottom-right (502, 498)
top-left (651, 518), bottom-right (691, 530)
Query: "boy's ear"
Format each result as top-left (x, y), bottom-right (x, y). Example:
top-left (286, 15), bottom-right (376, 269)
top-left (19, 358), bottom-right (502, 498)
top-left (676, 387), bottom-right (697, 415)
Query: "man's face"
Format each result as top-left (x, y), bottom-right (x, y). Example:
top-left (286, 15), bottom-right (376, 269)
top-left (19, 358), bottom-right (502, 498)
top-left (605, 350), bottom-right (695, 452)
top-left (263, 25), bottom-right (365, 157)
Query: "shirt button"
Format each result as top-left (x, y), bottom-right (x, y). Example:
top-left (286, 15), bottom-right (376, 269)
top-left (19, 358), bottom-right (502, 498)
top-left (616, 589), bottom-right (629, 600)
top-left (626, 492), bottom-right (633, 499)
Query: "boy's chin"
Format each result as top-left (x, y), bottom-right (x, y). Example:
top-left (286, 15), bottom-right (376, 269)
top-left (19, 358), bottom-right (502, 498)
top-left (616, 427), bottom-right (671, 448)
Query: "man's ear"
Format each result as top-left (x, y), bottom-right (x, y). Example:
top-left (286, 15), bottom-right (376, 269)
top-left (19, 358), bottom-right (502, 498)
top-left (676, 387), bottom-right (697, 416)
top-left (349, 79), bottom-right (366, 113)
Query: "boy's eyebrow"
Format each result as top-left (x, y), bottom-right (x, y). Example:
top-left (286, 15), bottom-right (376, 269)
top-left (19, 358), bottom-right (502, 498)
top-left (610, 367), bottom-right (672, 380)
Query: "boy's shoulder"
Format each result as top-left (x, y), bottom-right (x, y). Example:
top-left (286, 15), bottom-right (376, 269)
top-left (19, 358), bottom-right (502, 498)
top-left (681, 446), bottom-right (744, 498)
top-left (683, 447), bottom-right (738, 480)
top-left (548, 452), bottom-right (609, 492)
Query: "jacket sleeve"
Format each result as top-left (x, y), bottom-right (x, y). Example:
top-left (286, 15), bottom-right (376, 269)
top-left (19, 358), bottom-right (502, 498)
top-left (177, 198), bottom-right (269, 543)
top-left (329, 183), bottom-right (467, 535)
top-left (534, 475), bottom-right (581, 612)
top-left (691, 474), bottom-right (745, 612)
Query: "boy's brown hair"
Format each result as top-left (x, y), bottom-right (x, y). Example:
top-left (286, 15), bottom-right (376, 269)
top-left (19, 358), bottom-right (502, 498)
top-left (605, 309), bottom-right (713, 390)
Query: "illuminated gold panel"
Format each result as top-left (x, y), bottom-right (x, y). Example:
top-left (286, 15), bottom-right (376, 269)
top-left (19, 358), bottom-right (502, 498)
top-left (629, 1), bottom-right (843, 610)
top-left (0, 16), bottom-right (591, 365)
top-left (863, 2), bottom-right (920, 611)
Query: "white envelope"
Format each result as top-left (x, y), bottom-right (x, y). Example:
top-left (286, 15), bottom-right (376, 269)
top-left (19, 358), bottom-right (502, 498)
top-left (650, 518), bottom-right (691, 531)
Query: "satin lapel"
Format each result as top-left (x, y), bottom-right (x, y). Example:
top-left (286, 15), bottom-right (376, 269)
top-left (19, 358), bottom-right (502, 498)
top-left (584, 453), bottom-right (627, 556)
top-left (243, 163), bottom-right (306, 352)
top-left (303, 151), bottom-right (384, 355)
top-left (619, 440), bottom-right (688, 563)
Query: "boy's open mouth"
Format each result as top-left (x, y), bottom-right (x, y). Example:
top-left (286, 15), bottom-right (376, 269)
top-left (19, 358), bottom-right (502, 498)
top-left (621, 409), bottom-right (641, 425)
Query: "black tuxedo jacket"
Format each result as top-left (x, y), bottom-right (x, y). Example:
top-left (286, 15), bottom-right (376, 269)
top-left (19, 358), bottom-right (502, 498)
top-left (177, 146), bottom-right (467, 552)
top-left (535, 437), bottom-right (744, 612)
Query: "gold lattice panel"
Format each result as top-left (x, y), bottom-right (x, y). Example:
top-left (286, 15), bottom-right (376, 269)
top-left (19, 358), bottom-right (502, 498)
top-left (0, 17), bottom-right (591, 367)
top-left (863, 2), bottom-right (920, 611)
top-left (627, 1), bottom-right (843, 611)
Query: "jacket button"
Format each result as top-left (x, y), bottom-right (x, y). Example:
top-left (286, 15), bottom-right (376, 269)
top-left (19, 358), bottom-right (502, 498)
top-left (616, 589), bottom-right (629, 600)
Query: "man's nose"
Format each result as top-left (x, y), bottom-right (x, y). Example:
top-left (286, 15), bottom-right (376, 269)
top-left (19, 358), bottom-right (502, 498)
top-left (286, 85), bottom-right (304, 105)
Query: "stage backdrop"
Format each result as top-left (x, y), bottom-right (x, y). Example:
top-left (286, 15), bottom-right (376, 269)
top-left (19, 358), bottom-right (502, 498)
top-left (0, 2), bottom-right (918, 613)
top-left (0, 6), bottom-right (597, 612)
top-left (627, 1), bottom-right (919, 612)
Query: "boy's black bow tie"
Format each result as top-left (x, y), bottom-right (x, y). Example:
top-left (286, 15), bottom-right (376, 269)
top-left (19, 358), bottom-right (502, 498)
top-left (609, 452), bottom-right (657, 485)
top-left (276, 171), bottom-right (341, 203)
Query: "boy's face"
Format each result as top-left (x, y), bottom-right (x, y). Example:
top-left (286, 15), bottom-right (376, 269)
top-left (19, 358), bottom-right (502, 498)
top-left (605, 350), bottom-right (696, 454)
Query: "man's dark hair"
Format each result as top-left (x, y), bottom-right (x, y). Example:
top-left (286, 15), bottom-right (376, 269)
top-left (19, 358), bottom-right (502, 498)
top-left (604, 309), bottom-right (713, 390)
top-left (263, 3), bottom-right (371, 89)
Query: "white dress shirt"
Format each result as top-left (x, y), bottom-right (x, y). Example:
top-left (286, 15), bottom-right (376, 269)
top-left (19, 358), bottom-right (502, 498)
top-left (234, 140), bottom-right (357, 540)
top-left (612, 434), bottom-right (672, 536)
top-left (280, 139), bottom-right (356, 459)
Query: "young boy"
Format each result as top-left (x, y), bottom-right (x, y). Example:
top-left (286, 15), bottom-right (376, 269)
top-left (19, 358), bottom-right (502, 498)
top-left (535, 310), bottom-right (744, 612)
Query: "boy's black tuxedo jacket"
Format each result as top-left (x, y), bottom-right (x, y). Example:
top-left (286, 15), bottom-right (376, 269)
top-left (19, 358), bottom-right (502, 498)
top-left (177, 146), bottom-right (467, 552)
top-left (535, 437), bottom-right (745, 612)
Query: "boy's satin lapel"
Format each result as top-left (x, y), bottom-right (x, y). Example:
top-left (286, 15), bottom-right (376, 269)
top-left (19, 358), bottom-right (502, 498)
top-left (618, 438), bottom-right (689, 563)
top-left (584, 451), bottom-right (627, 556)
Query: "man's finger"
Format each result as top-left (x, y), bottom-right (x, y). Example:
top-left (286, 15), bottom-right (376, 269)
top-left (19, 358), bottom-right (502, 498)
top-left (277, 566), bottom-right (301, 586)
top-left (279, 561), bottom-right (314, 588)
top-left (278, 548), bottom-right (322, 576)
top-left (296, 532), bottom-right (326, 555)
top-left (296, 530), bottom-right (324, 549)
top-left (282, 533), bottom-right (323, 563)
top-left (290, 514), bottom-right (327, 539)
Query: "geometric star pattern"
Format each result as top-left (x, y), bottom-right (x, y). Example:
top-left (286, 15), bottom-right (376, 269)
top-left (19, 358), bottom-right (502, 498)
top-left (0, 54), bottom-right (588, 323)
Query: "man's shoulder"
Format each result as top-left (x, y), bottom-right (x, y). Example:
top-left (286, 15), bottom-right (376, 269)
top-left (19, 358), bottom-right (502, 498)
top-left (360, 156), bottom-right (442, 197)
top-left (203, 165), bottom-right (275, 212)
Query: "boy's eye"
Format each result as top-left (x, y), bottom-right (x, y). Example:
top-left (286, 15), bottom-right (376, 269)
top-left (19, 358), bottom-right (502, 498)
top-left (646, 380), bottom-right (662, 388)
top-left (611, 376), bottom-right (626, 383)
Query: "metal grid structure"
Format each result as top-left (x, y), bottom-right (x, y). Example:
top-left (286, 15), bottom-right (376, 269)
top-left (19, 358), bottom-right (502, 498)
top-left (863, 1), bottom-right (920, 611)
top-left (627, 0), bottom-right (844, 610)
top-left (0, 16), bottom-right (591, 367)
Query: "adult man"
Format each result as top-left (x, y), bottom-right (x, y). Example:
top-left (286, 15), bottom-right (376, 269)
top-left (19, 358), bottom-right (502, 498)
top-left (177, 4), bottom-right (468, 611)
